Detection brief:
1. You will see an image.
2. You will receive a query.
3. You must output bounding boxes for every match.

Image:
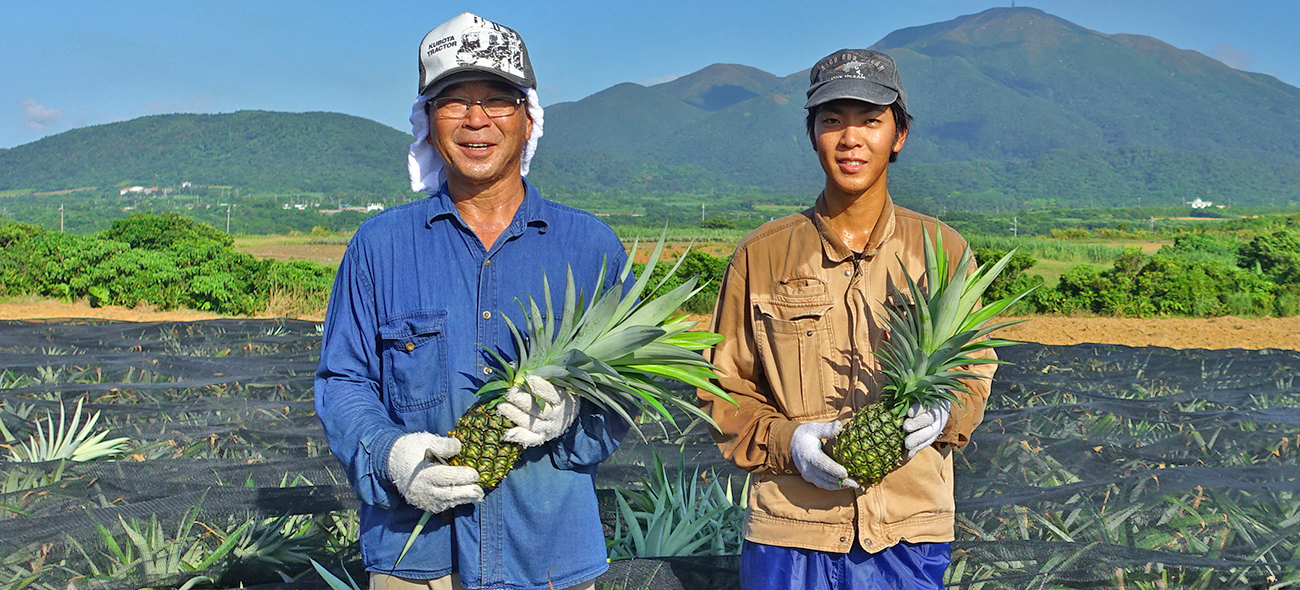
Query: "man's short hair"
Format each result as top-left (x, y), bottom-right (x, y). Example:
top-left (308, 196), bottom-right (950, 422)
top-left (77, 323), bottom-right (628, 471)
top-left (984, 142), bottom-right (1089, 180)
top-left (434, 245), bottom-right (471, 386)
top-left (804, 101), bottom-right (913, 163)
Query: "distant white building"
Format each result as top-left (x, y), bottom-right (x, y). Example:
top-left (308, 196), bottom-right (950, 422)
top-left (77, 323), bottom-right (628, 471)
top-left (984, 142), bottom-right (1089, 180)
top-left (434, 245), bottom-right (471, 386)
top-left (1187, 198), bottom-right (1214, 209)
top-left (120, 186), bottom-right (145, 195)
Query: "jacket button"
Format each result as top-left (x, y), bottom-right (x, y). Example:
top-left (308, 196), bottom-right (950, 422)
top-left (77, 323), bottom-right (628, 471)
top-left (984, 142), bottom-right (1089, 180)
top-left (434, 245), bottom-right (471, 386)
top-left (839, 537), bottom-right (847, 543)
top-left (405, 342), bottom-right (415, 351)
top-left (864, 539), bottom-right (873, 546)
top-left (805, 330), bottom-right (813, 337)
top-left (481, 311), bottom-right (492, 320)
top-left (844, 270), bottom-right (851, 277)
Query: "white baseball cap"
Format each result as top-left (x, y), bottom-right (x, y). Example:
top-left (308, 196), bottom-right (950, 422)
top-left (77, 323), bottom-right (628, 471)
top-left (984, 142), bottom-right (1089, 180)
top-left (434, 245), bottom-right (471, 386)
top-left (418, 12), bottom-right (535, 97)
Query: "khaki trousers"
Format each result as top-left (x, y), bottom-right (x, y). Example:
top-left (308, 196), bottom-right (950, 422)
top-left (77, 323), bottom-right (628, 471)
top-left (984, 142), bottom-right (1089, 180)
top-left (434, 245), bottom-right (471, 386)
top-left (370, 572), bottom-right (595, 590)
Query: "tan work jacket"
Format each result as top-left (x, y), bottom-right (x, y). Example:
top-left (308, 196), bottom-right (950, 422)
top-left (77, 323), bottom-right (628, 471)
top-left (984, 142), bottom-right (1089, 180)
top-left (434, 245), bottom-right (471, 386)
top-left (700, 194), bottom-right (996, 554)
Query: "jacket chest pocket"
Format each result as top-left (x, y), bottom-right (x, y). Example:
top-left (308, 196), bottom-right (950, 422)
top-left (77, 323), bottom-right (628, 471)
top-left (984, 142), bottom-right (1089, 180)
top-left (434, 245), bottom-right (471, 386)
top-left (753, 299), bottom-right (839, 419)
top-left (379, 311), bottom-right (448, 413)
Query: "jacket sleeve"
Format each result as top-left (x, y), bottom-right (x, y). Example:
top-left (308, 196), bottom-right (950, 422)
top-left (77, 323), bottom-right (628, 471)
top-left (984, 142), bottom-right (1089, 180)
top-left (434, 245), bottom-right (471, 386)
top-left (698, 250), bottom-right (801, 475)
top-left (314, 242), bottom-right (406, 509)
top-left (939, 349), bottom-right (995, 447)
top-left (549, 399), bottom-right (632, 469)
top-left (547, 242), bottom-right (632, 468)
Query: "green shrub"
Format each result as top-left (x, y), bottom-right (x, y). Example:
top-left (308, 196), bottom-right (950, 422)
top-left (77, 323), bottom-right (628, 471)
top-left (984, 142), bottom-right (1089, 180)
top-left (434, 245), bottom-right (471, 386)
top-left (100, 211), bottom-right (232, 250)
top-left (1034, 247), bottom-right (1280, 318)
top-left (974, 247), bottom-right (1043, 314)
top-left (1276, 289), bottom-right (1300, 317)
top-left (91, 248), bottom-right (187, 309)
top-left (635, 250), bottom-right (729, 315)
top-left (260, 260), bottom-right (335, 316)
top-left (1238, 230), bottom-right (1300, 285)
top-left (0, 213), bottom-right (334, 316)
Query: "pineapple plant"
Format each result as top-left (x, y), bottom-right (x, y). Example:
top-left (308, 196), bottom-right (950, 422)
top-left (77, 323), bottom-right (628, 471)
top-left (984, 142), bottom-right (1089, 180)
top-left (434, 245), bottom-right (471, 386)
top-left (444, 236), bottom-right (736, 490)
top-left (831, 230), bottom-right (1033, 487)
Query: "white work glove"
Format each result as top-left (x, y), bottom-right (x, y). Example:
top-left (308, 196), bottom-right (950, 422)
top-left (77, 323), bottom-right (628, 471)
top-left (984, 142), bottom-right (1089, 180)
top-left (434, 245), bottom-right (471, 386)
top-left (387, 432), bottom-right (483, 513)
top-left (903, 399), bottom-right (952, 459)
top-left (790, 421), bottom-right (859, 491)
top-left (497, 375), bottom-right (579, 448)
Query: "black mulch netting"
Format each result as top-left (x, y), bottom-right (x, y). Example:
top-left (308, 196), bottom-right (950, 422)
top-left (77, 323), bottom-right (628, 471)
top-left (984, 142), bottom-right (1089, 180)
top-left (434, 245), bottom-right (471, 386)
top-left (1, 318), bottom-right (1298, 589)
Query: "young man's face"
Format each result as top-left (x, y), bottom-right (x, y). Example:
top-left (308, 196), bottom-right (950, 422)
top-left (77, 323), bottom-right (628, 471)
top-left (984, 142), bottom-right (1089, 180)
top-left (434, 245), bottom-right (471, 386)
top-left (813, 100), bottom-right (908, 199)
top-left (428, 80), bottom-right (532, 189)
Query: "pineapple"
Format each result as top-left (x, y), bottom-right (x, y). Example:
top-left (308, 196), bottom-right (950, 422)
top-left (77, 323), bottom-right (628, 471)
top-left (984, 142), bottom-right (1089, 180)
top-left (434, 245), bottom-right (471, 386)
top-left (831, 230), bottom-right (1033, 487)
top-left (445, 236), bottom-right (736, 491)
top-left (447, 404), bottom-right (518, 489)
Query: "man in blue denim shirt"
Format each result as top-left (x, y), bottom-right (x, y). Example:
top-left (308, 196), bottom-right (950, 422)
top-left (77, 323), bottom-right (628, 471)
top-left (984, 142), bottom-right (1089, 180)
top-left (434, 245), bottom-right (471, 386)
top-left (315, 13), bottom-right (627, 590)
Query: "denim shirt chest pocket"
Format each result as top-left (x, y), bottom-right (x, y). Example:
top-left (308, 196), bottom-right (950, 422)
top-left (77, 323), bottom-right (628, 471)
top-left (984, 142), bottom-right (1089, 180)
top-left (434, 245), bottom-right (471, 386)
top-left (752, 277), bottom-right (840, 419)
top-left (378, 310), bottom-right (448, 413)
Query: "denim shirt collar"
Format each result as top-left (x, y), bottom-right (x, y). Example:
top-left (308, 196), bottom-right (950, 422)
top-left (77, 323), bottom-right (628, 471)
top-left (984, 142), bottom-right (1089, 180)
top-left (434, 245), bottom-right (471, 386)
top-left (424, 179), bottom-right (551, 239)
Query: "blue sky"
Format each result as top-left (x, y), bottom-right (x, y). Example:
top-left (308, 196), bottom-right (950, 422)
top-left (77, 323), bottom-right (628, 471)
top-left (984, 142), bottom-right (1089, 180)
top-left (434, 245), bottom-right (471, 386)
top-left (3, 0), bottom-right (1296, 149)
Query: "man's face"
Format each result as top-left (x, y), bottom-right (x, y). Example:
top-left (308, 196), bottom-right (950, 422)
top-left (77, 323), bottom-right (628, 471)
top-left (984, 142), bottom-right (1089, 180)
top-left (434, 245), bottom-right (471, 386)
top-left (813, 100), bottom-right (908, 198)
top-left (428, 80), bottom-right (532, 189)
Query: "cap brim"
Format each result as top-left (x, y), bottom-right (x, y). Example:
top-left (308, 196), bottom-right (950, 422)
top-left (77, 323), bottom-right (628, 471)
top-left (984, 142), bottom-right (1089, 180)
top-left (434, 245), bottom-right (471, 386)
top-left (420, 67), bottom-right (532, 97)
top-left (804, 78), bottom-right (899, 110)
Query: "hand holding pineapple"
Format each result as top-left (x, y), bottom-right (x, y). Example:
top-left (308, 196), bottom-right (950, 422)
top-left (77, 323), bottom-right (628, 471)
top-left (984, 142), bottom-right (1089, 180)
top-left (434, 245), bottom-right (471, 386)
top-left (497, 375), bottom-right (580, 448)
top-left (791, 421), bottom-right (860, 491)
top-left (387, 432), bottom-right (484, 513)
top-left (902, 399), bottom-right (951, 459)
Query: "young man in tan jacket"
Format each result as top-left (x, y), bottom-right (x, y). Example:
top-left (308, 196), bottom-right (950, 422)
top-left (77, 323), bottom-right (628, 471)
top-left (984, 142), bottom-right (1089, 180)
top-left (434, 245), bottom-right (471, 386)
top-left (699, 49), bottom-right (996, 589)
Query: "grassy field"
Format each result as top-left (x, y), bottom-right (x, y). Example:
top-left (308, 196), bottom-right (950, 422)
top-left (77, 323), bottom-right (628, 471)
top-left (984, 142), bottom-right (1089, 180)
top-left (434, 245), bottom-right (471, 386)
top-left (233, 229), bottom-right (1175, 292)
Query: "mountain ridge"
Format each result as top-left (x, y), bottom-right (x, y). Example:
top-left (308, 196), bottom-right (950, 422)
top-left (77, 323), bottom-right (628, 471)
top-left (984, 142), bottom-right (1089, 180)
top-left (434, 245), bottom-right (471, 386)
top-left (4, 7), bottom-right (1300, 210)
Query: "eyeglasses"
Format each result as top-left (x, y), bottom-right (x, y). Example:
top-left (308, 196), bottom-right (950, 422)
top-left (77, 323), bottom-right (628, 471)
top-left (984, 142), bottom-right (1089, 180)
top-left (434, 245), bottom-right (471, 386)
top-left (430, 96), bottom-right (526, 119)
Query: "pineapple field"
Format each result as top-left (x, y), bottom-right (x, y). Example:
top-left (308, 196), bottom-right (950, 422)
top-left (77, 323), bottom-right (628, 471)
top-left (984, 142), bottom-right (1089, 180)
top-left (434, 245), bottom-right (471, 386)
top-left (1, 318), bottom-right (1298, 589)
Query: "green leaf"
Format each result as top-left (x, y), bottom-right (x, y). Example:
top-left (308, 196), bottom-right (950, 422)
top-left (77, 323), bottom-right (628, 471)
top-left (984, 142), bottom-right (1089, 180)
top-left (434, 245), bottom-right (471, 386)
top-left (395, 511), bottom-right (431, 567)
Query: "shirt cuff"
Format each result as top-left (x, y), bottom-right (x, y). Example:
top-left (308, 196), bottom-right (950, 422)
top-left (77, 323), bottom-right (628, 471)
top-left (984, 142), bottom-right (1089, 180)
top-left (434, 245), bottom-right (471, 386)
top-left (765, 419), bottom-right (801, 474)
top-left (369, 428), bottom-right (405, 485)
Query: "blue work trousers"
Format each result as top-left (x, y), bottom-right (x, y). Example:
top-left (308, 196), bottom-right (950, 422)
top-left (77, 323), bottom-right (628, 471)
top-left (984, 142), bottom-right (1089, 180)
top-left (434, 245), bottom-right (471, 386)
top-left (739, 539), bottom-right (950, 590)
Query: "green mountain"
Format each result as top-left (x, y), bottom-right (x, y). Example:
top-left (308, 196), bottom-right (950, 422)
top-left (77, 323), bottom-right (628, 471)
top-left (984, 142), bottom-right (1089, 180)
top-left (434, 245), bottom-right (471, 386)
top-left (4, 7), bottom-right (1300, 212)
top-left (532, 7), bottom-right (1300, 209)
top-left (0, 111), bottom-right (412, 194)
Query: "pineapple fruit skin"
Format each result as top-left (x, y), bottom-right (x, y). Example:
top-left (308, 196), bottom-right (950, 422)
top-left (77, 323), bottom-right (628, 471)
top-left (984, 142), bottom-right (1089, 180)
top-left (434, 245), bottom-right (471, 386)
top-left (831, 403), bottom-right (906, 488)
top-left (447, 403), bottom-right (522, 491)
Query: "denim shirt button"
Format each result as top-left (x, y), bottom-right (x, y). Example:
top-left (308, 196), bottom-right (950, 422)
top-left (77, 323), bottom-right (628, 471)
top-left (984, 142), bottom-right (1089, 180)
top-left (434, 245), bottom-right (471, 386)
top-left (483, 366), bottom-right (494, 375)
top-left (482, 311), bottom-right (492, 320)
top-left (405, 342), bottom-right (415, 351)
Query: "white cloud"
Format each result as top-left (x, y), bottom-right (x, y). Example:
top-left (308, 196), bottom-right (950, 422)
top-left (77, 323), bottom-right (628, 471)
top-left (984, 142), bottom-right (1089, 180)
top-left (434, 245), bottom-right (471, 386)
top-left (1209, 43), bottom-right (1255, 71)
top-left (640, 73), bottom-right (683, 86)
top-left (21, 99), bottom-right (63, 131)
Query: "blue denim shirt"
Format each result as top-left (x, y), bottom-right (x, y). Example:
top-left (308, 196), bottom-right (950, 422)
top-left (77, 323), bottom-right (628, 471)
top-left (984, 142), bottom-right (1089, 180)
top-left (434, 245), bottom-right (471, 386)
top-left (315, 181), bottom-right (629, 589)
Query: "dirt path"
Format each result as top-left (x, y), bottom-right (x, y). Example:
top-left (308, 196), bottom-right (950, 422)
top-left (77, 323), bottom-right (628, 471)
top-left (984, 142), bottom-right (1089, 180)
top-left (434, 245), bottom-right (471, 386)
top-left (998, 315), bottom-right (1300, 351)
top-left (2, 298), bottom-right (1297, 351)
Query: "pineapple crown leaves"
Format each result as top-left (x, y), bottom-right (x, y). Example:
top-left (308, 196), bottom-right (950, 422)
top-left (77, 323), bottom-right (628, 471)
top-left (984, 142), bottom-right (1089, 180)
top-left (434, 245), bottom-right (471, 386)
top-left (474, 232), bottom-right (737, 438)
top-left (876, 227), bottom-right (1037, 416)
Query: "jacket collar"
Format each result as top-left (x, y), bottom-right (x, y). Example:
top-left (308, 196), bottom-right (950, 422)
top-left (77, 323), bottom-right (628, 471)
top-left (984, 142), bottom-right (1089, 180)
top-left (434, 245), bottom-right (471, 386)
top-left (812, 192), bottom-right (897, 263)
